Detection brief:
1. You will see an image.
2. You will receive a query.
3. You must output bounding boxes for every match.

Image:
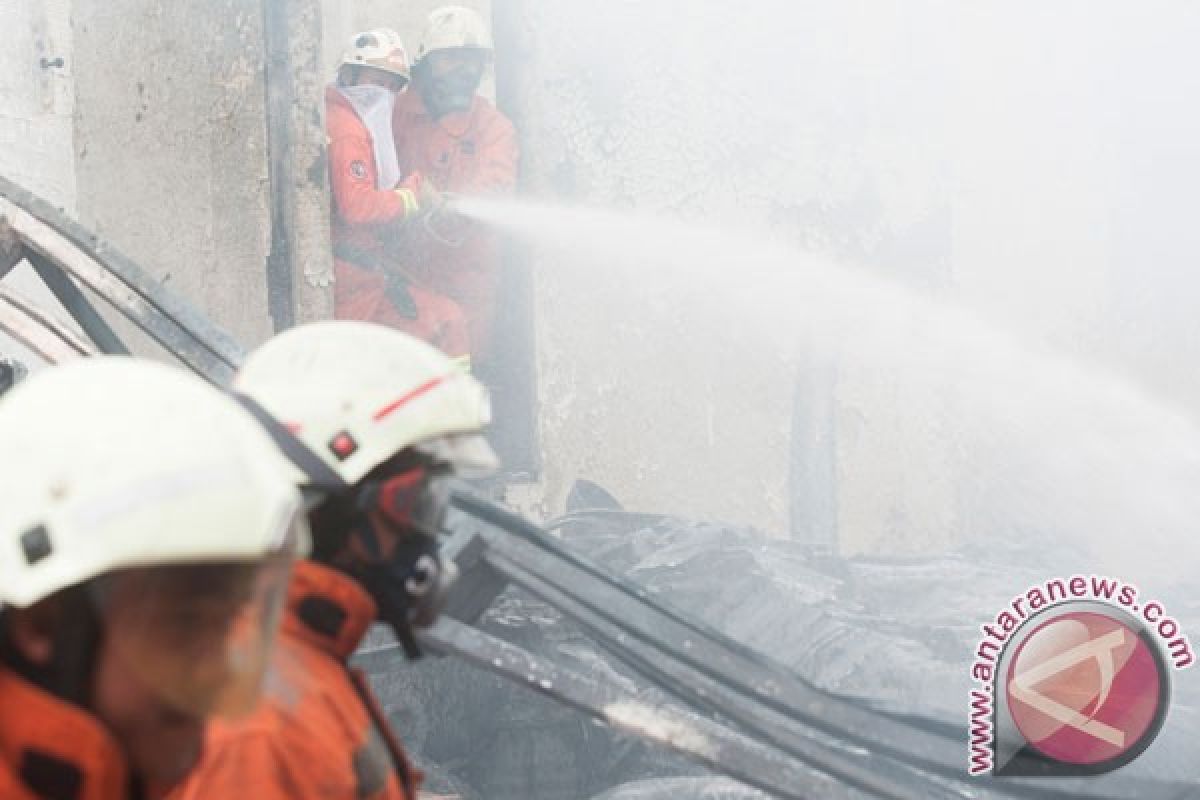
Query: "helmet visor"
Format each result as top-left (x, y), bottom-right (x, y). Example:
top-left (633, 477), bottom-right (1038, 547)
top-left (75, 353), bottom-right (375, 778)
top-left (90, 515), bottom-right (305, 720)
top-left (415, 433), bottom-right (498, 479)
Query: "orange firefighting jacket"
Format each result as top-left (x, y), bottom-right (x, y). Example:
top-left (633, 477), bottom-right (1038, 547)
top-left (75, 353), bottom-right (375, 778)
top-left (0, 663), bottom-right (129, 800)
top-left (391, 89), bottom-right (519, 361)
top-left (327, 85), bottom-right (410, 252)
top-left (170, 561), bottom-right (419, 800)
top-left (334, 260), bottom-right (471, 359)
top-left (327, 85), bottom-right (471, 358)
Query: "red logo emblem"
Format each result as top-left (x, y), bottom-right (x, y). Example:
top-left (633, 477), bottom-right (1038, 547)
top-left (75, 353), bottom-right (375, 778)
top-left (1006, 611), bottom-right (1165, 767)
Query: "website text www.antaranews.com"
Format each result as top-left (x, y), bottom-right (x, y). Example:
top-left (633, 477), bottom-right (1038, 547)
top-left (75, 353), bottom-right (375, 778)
top-left (967, 575), bottom-right (1193, 775)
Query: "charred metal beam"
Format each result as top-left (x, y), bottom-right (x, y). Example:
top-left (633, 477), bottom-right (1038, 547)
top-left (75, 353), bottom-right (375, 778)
top-left (0, 216), bottom-right (22, 279)
top-left (24, 250), bottom-right (129, 355)
top-left (0, 285), bottom-right (94, 363)
top-left (477, 536), bottom-right (948, 800)
top-left (439, 526), bottom-right (510, 625)
top-left (449, 491), bottom-right (1182, 800)
top-left (0, 357), bottom-right (26, 395)
top-left (0, 177), bottom-right (244, 384)
top-left (413, 617), bottom-right (860, 800)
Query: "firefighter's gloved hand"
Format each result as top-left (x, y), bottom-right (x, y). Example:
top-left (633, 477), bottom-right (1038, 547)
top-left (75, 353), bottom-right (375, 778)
top-left (395, 173), bottom-right (444, 218)
top-left (394, 172), bottom-right (427, 218)
top-left (394, 186), bottom-right (420, 218)
top-left (422, 192), bottom-right (468, 248)
top-left (384, 273), bottom-right (419, 319)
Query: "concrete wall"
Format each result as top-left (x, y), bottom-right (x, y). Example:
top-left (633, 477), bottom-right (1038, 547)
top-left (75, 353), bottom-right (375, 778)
top-left (0, 0), bottom-right (79, 365)
top-left (0, 0), bottom-right (76, 208)
top-left (71, 0), bottom-right (275, 347)
top-left (69, 0), bottom-right (331, 350)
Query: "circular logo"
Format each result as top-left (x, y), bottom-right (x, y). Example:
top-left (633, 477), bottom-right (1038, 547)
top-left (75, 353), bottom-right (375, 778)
top-left (1005, 610), bottom-right (1168, 769)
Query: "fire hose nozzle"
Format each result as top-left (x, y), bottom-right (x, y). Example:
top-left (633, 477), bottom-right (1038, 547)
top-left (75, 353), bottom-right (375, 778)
top-left (422, 193), bottom-right (468, 248)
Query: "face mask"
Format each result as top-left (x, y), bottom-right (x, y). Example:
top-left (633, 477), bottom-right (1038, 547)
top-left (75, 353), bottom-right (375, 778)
top-left (337, 85), bottom-right (401, 189)
top-left (339, 84), bottom-right (394, 114)
top-left (342, 467), bottom-right (459, 659)
top-left (420, 60), bottom-right (485, 117)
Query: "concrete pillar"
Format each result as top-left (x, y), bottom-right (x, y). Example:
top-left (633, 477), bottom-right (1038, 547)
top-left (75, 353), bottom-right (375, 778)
top-left (264, 0), bottom-right (334, 327)
top-left (70, 0), bottom-right (331, 349)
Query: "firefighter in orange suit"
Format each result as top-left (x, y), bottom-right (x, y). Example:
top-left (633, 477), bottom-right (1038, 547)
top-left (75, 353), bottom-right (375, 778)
top-left (170, 558), bottom-right (419, 800)
top-left (172, 321), bottom-right (498, 800)
top-left (391, 7), bottom-right (519, 366)
top-left (0, 359), bottom-right (304, 800)
top-left (328, 29), bottom-right (471, 361)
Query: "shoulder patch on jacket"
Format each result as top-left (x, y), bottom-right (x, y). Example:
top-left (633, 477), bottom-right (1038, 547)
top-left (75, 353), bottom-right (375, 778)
top-left (349, 160), bottom-right (368, 180)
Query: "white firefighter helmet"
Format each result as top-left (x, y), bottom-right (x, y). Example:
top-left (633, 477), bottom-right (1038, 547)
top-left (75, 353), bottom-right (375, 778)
top-left (341, 28), bottom-right (411, 80)
top-left (415, 6), bottom-right (494, 62)
top-left (234, 320), bottom-right (497, 488)
top-left (0, 357), bottom-right (307, 610)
